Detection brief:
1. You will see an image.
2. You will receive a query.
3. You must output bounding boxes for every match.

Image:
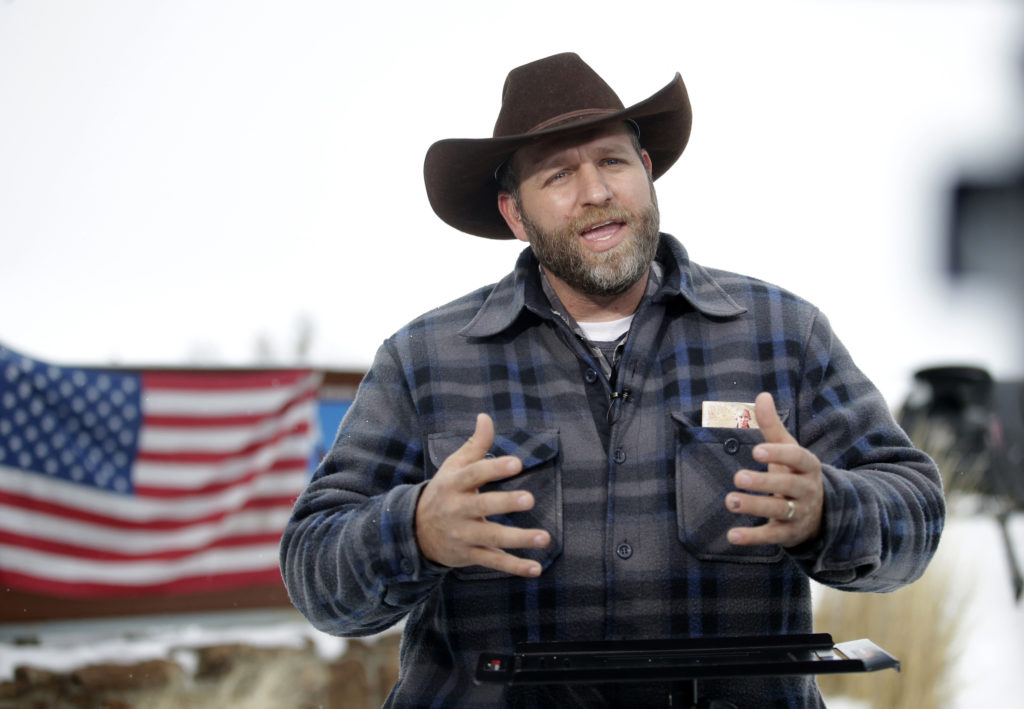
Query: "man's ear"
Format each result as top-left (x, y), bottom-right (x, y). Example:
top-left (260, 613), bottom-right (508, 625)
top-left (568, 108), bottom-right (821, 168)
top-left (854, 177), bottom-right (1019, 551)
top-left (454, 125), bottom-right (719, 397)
top-left (641, 149), bottom-right (654, 178)
top-left (497, 191), bottom-right (530, 243)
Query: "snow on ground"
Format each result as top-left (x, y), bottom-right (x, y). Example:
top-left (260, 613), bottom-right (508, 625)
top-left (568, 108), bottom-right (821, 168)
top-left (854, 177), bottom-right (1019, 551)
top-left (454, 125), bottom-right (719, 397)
top-left (1, 514), bottom-right (1021, 707)
top-left (0, 608), bottom-right (354, 680)
top-left (935, 512), bottom-right (1024, 707)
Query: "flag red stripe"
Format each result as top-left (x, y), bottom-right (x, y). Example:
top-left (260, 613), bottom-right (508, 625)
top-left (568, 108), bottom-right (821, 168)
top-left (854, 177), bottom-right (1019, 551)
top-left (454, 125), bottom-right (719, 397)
top-left (0, 490), bottom-right (297, 530)
top-left (0, 529), bottom-right (284, 561)
top-left (0, 568), bottom-right (285, 598)
top-left (142, 370), bottom-right (311, 391)
top-left (136, 421), bottom-right (312, 464)
top-left (134, 458), bottom-right (308, 498)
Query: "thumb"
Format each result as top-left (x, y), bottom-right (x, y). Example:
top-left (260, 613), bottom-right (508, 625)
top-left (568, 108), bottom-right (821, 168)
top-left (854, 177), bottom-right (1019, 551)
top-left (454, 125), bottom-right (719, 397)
top-left (448, 413), bottom-right (496, 469)
top-left (754, 392), bottom-right (795, 445)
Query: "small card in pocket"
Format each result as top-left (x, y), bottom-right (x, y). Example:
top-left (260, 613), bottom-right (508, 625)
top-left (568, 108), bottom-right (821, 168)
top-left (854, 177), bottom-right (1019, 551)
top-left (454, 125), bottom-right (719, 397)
top-left (701, 401), bottom-right (758, 429)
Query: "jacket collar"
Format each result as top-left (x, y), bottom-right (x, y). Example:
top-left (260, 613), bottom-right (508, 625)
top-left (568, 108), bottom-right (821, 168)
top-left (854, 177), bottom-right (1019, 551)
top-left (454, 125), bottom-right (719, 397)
top-left (460, 233), bottom-right (746, 338)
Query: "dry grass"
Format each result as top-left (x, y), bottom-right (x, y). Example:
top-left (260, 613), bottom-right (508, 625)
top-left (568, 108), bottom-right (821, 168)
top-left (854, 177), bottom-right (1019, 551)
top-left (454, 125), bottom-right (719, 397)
top-left (144, 651), bottom-right (329, 709)
top-left (814, 416), bottom-right (964, 708)
top-left (904, 419), bottom-right (988, 500)
top-left (814, 565), bottom-right (962, 708)
top-left (1, 637), bottom-right (402, 709)
top-left (813, 413), bottom-right (1014, 708)
top-left (814, 544), bottom-right (964, 708)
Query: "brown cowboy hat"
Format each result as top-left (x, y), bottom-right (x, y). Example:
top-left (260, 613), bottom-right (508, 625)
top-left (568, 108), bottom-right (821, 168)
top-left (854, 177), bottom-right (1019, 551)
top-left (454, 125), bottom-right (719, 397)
top-left (423, 52), bottom-right (692, 239)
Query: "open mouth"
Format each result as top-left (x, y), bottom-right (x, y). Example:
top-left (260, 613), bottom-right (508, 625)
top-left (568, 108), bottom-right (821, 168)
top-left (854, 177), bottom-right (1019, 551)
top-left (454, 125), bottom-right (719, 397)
top-left (580, 219), bottom-right (625, 242)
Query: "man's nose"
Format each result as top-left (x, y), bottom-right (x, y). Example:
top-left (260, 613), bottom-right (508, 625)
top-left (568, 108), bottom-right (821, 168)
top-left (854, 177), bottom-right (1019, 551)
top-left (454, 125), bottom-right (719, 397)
top-left (577, 164), bottom-right (613, 207)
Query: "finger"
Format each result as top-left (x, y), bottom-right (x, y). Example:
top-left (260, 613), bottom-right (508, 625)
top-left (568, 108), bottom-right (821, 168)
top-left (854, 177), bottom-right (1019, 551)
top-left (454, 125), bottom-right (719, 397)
top-left (444, 413), bottom-right (496, 471)
top-left (727, 522), bottom-right (797, 547)
top-left (454, 455), bottom-right (523, 493)
top-left (753, 443), bottom-right (820, 476)
top-left (440, 415), bottom-right (523, 491)
top-left (466, 547), bottom-right (543, 578)
top-left (754, 392), bottom-right (796, 445)
top-left (470, 518), bottom-right (550, 551)
top-left (733, 469), bottom-right (801, 498)
top-left (472, 489), bottom-right (536, 518)
top-left (726, 490), bottom-right (796, 521)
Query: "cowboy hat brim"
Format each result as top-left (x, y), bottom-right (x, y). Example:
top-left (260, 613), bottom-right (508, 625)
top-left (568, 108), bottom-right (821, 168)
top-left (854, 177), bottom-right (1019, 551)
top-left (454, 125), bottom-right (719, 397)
top-left (423, 72), bottom-right (692, 240)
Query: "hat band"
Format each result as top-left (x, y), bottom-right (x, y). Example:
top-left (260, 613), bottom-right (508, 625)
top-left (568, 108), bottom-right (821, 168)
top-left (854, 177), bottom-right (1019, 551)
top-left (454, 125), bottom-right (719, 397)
top-left (525, 107), bottom-right (620, 134)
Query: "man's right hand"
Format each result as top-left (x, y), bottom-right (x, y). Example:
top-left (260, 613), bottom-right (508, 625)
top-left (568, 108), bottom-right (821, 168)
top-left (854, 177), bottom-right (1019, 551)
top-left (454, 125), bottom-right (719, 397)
top-left (415, 413), bottom-right (550, 578)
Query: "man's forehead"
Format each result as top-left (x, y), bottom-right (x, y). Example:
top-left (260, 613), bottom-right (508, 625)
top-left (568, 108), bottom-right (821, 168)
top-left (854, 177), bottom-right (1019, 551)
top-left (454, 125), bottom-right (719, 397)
top-left (512, 122), bottom-right (637, 172)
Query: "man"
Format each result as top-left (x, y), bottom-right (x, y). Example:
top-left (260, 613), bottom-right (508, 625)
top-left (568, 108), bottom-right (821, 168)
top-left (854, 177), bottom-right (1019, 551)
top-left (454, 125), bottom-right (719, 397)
top-left (280, 53), bottom-right (944, 708)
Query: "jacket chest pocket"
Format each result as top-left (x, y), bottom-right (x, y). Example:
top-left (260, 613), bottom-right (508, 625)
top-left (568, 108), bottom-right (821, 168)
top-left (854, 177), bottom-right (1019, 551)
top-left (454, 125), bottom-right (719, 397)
top-left (426, 428), bottom-right (564, 580)
top-left (671, 412), bottom-right (783, 564)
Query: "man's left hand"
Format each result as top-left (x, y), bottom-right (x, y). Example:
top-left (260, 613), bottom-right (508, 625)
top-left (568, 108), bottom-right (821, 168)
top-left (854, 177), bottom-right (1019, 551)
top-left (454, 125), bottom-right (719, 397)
top-left (725, 392), bottom-right (823, 548)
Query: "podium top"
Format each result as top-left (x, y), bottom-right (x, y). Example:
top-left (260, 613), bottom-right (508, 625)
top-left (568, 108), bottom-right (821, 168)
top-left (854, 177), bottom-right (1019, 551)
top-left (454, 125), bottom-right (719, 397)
top-left (475, 633), bottom-right (899, 686)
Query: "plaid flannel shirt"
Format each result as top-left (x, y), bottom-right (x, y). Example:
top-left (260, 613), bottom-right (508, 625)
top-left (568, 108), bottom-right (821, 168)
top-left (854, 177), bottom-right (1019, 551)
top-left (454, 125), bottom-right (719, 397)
top-left (280, 234), bottom-right (944, 708)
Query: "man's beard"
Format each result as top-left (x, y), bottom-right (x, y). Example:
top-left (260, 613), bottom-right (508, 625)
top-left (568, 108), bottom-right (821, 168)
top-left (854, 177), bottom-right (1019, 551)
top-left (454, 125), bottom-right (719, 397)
top-left (520, 197), bottom-right (661, 298)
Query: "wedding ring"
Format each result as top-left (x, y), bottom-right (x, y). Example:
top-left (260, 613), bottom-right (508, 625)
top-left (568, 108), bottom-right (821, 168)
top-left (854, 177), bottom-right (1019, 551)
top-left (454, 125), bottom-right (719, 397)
top-left (784, 499), bottom-right (796, 521)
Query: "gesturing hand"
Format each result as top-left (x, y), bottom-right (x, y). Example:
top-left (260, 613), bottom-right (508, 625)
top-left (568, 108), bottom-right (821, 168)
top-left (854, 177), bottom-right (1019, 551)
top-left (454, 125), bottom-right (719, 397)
top-left (725, 392), bottom-right (824, 548)
top-left (415, 413), bottom-right (551, 577)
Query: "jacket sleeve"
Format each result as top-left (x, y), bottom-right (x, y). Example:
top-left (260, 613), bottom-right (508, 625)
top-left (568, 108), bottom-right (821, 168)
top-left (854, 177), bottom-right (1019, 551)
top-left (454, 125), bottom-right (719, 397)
top-left (279, 338), bottom-right (448, 637)
top-left (786, 310), bottom-right (945, 591)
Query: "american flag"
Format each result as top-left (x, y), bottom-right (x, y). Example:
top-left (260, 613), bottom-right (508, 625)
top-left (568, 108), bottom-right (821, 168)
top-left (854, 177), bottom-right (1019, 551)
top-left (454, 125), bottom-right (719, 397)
top-left (0, 344), bottom-right (321, 598)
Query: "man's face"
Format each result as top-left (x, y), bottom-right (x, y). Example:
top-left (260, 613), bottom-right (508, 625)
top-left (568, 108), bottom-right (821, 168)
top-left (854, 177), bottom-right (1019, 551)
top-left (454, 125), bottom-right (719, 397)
top-left (498, 124), bottom-right (660, 298)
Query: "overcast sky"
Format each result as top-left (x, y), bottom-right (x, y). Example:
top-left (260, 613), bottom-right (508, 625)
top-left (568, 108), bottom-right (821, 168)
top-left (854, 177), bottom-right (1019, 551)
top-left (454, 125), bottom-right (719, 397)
top-left (1, 0), bottom-right (1022, 406)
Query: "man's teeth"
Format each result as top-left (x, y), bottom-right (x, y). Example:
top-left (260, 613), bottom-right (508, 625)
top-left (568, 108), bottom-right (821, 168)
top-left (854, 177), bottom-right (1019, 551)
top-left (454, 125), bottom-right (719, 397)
top-left (582, 221), bottom-right (620, 239)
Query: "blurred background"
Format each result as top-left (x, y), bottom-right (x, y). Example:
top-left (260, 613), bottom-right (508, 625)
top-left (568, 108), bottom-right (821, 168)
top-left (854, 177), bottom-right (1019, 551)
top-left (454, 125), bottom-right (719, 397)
top-left (1, 0), bottom-right (1021, 406)
top-left (1, 1), bottom-right (1022, 707)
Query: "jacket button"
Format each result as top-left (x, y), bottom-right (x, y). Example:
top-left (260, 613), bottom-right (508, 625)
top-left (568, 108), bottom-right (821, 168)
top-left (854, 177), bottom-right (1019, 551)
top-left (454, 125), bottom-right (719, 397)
top-left (613, 448), bottom-right (626, 464)
top-left (723, 438), bottom-right (740, 454)
top-left (584, 368), bottom-right (598, 383)
top-left (400, 558), bottom-right (414, 575)
top-left (616, 543), bottom-right (633, 560)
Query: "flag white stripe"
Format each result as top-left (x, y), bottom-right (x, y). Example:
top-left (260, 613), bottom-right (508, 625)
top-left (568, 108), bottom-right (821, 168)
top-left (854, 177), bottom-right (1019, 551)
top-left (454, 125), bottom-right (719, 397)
top-left (133, 440), bottom-right (310, 490)
top-left (138, 400), bottom-right (316, 453)
top-left (0, 543), bottom-right (281, 584)
top-left (142, 375), bottom-right (319, 417)
top-left (0, 465), bottom-right (307, 521)
top-left (0, 506), bottom-right (292, 553)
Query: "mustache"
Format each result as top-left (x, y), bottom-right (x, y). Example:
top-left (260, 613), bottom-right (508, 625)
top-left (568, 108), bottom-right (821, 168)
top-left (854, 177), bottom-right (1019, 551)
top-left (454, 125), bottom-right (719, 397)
top-left (567, 207), bottom-right (635, 235)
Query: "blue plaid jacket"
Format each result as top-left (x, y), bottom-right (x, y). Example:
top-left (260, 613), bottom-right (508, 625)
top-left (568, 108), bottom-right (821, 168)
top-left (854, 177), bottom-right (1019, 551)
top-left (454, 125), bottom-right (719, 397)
top-left (280, 234), bottom-right (944, 708)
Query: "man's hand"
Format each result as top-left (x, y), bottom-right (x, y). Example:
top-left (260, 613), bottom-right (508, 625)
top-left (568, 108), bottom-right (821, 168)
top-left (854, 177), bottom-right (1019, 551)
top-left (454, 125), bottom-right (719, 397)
top-left (415, 413), bottom-right (551, 577)
top-left (725, 392), bottom-right (824, 548)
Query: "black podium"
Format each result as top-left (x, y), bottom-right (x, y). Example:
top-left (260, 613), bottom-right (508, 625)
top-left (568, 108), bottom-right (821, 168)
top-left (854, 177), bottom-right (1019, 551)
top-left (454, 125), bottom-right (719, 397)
top-left (476, 633), bottom-right (898, 708)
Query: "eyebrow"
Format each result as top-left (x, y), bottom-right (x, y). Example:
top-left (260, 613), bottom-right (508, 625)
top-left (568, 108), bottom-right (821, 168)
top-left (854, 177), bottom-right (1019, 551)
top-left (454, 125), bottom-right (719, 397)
top-left (528, 139), bottom-right (635, 176)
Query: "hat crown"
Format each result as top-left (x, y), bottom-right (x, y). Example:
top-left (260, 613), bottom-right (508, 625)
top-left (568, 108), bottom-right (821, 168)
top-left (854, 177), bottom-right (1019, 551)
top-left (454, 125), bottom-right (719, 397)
top-left (493, 53), bottom-right (625, 138)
